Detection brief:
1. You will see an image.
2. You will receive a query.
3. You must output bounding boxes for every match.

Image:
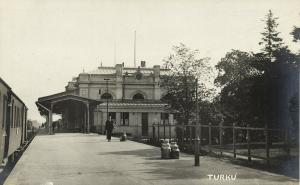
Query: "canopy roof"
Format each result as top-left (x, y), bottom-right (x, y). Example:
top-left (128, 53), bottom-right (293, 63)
top-left (37, 93), bottom-right (102, 115)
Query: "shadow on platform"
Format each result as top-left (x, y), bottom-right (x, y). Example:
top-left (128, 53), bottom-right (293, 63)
top-left (97, 148), bottom-right (298, 182)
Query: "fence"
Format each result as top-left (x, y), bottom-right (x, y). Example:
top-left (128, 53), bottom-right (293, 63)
top-left (150, 123), bottom-right (292, 165)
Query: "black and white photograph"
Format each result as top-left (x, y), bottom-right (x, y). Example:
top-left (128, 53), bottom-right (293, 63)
top-left (0, 0), bottom-right (299, 184)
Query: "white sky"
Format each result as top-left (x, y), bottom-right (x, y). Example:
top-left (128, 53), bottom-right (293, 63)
top-left (0, 0), bottom-right (299, 123)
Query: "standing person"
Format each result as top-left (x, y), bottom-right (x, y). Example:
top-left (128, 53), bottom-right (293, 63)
top-left (52, 122), bottom-right (56, 134)
top-left (105, 119), bottom-right (114, 142)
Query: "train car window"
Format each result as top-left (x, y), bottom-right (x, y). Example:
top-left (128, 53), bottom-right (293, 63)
top-left (2, 95), bottom-right (7, 128)
top-left (12, 105), bottom-right (14, 128)
top-left (10, 101), bottom-right (14, 128)
top-left (17, 107), bottom-right (19, 127)
top-left (0, 91), bottom-right (1, 124)
top-left (21, 106), bottom-right (24, 128)
top-left (15, 107), bottom-right (17, 128)
top-left (18, 107), bottom-right (20, 127)
top-left (11, 105), bottom-right (13, 128)
top-left (0, 91), bottom-right (1, 127)
top-left (16, 106), bottom-right (18, 127)
top-left (14, 105), bottom-right (16, 128)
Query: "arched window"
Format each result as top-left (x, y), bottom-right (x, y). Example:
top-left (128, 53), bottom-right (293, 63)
top-left (132, 93), bottom-right (144, 100)
top-left (101, 93), bottom-right (113, 100)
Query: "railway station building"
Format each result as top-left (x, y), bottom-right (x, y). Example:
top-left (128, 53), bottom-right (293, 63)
top-left (37, 63), bottom-right (176, 138)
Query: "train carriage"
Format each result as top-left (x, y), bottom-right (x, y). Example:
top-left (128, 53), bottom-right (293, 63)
top-left (0, 77), bottom-right (28, 162)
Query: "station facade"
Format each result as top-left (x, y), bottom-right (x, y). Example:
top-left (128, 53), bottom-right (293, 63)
top-left (37, 63), bottom-right (176, 138)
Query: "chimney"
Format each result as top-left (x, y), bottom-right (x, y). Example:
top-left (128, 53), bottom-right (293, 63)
top-left (141, 61), bottom-right (146, 68)
top-left (115, 64), bottom-right (123, 77)
top-left (153, 65), bottom-right (160, 77)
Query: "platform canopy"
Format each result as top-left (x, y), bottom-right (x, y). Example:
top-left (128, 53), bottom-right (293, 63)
top-left (36, 92), bottom-right (102, 134)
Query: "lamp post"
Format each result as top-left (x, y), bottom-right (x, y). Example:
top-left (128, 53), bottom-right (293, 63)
top-left (194, 78), bottom-right (200, 166)
top-left (122, 72), bottom-right (128, 101)
top-left (104, 78), bottom-right (110, 121)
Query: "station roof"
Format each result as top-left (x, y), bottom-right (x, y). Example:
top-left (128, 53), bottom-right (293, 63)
top-left (98, 99), bottom-right (168, 108)
top-left (88, 66), bottom-right (170, 75)
top-left (37, 93), bottom-right (102, 115)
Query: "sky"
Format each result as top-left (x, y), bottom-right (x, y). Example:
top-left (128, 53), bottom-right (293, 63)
top-left (0, 0), bottom-right (299, 123)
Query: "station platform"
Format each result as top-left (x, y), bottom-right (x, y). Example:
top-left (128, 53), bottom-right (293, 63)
top-left (4, 133), bottom-right (298, 185)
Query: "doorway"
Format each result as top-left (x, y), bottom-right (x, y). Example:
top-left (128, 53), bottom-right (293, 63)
top-left (4, 96), bottom-right (10, 158)
top-left (141, 113), bottom-right (148, 136)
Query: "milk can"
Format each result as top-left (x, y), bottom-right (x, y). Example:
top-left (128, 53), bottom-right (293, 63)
top-left (120, 132), bottom-right (127, 142)
top-left (161, 140), bottom-right (171, 159)
top-left (170, 142), bottom-right (180, 159)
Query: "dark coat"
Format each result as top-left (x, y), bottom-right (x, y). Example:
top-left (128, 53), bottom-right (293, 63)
top-left (105, 120), bottom-right (114, 133)
top-left (105, 120), bottom-right (114, 140)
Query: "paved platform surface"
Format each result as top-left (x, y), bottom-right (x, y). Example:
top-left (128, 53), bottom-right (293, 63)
top-left (4, 133), bottom-right (299, 185)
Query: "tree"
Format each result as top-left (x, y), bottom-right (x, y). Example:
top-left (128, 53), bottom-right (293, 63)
top-left (256, 10), bottom-right (299, 128)
top-left (259, 10), bottom-right (285, 60)
top-left (291, 26), bottom-right (300, 42)
top-left (214, 50), bottom-right (263, 126)
top-left (217, 11), bottom-right (298, 129)
top-left (215, 50), bottom-right (261, 87)
top-left (162, 43), bottom-right (214, 126)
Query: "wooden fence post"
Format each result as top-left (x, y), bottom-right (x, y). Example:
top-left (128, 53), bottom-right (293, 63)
top-left (169, 124), bottom-right (172, 140)
top-left (265, 124), bottom-right (270, 165)
top-left (284, 129), bottom-right (290, 157)
top-left (152, 124), bottom-right (156, 143)
top-left (163, 120), bottom-right (166, 140)
top-left (157, 123), bottom-right (160, 142)
top-left (219, 122), bottom-right (223, 156)
top-left (209, 123), bottom-right (212, 153)
top-left (247, 124), bottom-right (251, 162)
top-left (233, 122), bottom-right (236, 158)
top-left (190, 126), bottom-right (193, 145)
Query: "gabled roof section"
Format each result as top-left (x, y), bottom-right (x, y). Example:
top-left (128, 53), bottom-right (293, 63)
top-left (37, 93), bottom-right (102, 110)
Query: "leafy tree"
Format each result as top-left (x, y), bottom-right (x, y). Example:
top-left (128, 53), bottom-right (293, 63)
top-left (256, 11), bottom-right (299, 128)
top-left (162, 43), bottom-right (214, 126)
top-left (215, 50), bottom-right (261, 87)
top-left (214, 50), bottom-right (264, 126)
top-left (215, 10), bottom-right (299, 130)
top-left (291, 26), bottom-right (300, 42)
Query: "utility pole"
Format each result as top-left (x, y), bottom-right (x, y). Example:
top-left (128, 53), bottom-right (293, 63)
top-left (104, 78), bottom-right (110, 121)
top-left (134, 30), bottom-right (136, 67)
top-left (114, 41), bottom-right (116, 65)
top-left (194, 78), bottom-right (200, 166)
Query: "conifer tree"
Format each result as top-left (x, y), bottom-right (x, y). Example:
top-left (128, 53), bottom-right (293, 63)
top-left (259, 10), bottom-right (285, 60)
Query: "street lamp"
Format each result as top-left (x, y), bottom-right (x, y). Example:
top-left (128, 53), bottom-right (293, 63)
top-left (104, 78), bottom-right (110, 121)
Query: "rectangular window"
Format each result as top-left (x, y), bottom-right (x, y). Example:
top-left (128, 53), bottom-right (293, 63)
top-left (17, 107), bottom-right (20, 127)
top-left (120, 112), bottom-right (129, 126)
top-left (14, 106), bottom-right (16, 128)
top-left (21, 107), bottom-right (24, 128)
top-left (2, 95), bottom-right (6, 128)
top-left (10, 101), bottom-right (13, 128)
top-left (0, 91), bottom-right (1, 127)
top-left (161, 113), bottom-right (169, 125)
top-left (16, 107), bottom-right (18, 127)
top-left (19, 107), bottom-right (21, 127)
top-left (10, 104), bottom-right (12, 128)
top-left (108, 112), bottom-right (116, 123)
